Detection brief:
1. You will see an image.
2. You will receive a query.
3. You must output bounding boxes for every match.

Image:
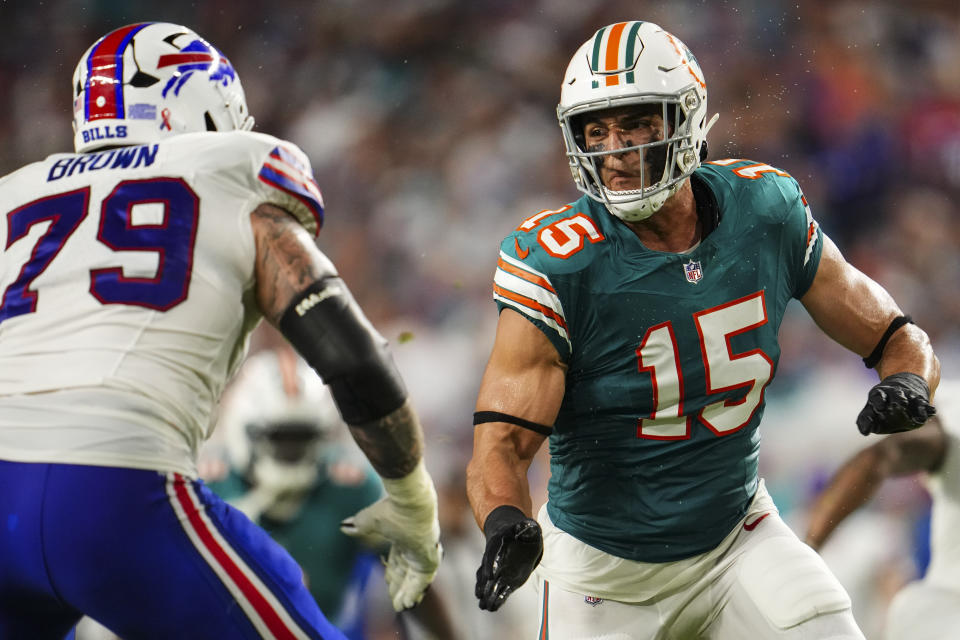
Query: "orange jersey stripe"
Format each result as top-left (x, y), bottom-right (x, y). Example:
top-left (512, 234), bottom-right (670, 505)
top-left (493, 284), bottom-right (567, 330)
top-left (497, 256), bottom-right (556, 293)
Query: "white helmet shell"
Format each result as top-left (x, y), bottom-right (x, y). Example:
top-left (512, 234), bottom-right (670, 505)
top-left (72, 22), bottom-right (254, 153)
top-left (218, 348), bottom-right (343, 474)
top-left (557, 21), bottom-right (716, 221)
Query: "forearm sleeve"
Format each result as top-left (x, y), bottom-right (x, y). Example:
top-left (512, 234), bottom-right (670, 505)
top-left (278, 278), bottom-right (408, 424)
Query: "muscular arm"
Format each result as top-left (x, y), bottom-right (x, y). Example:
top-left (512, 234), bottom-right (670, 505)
top-left (804, 419), bottom-right (947, 550)
top-left (800, 235), bottom-right (940, 390)
top-left (466, 309), bottom-right (566, 528)
top-left (251, 203), bottom-right (336, 323)
top-left (250, 203), bottom-right (421, 478)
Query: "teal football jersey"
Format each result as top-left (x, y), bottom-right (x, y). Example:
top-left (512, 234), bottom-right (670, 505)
top-left (209, 451), bottom-right (384, 619)
top-left (493, 159), bottom-right (823, 562)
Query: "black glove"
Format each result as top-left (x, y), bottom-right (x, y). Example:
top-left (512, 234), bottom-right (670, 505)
top-left (475, 505), bottom-right (543, 612)
top-left (856, 372), bottom-right (936, 435)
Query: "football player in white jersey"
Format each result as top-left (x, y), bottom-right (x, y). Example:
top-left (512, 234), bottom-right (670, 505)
top-left (0, 22), bottom-right (440, 639)
top-left (806, 380), bottom-right (960, 640)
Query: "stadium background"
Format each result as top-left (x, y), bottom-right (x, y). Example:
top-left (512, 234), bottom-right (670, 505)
top-left (2, 1), bottom-right (958, 637)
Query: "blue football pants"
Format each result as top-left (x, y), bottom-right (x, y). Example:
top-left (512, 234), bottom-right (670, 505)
top-left (0, 460), bottom-right (347, 639)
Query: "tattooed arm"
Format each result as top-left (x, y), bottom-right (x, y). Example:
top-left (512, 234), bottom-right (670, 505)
top-left (346, 402), bottom-right (424, 478)
top-left (250, 203), bottom-right (422, 478)
top-left (251, 202), bottom-right (335, 326)
top-left (250, 203), bottom-right (441, 611)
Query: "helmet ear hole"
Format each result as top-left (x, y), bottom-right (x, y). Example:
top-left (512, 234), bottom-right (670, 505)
top-left (129, 71), bottom-right (159, 88)
top-left (571, 114), bottom-right (587, 150)
top-left (204, 112), bottom-right (217, 131)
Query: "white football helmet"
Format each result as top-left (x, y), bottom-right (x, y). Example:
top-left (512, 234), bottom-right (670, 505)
top-left (72, 22), bottom-right (254, 153)
top-left (219, 349), bottom-right (344, 493)
top-left (558, 21), bottom-right (718, 221)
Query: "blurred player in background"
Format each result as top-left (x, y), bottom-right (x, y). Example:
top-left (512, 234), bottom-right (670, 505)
top-left (0, 22), bottom-right (440, 638)
top-left (206, 344), bottom-right (456, 639)
top-left (805, 379), bottom-right (960, 640)
top-left (467, 20), bottom-right (939, 639)
top-left (209, 346), bottom-right (387, 637)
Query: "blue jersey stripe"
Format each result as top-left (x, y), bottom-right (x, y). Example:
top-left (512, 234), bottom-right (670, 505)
top-left (257, 169), bottom-right (324, 231)
top-left (269, 146), bottom-right (309, 173)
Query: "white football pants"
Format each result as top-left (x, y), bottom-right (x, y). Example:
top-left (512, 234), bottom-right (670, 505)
top-left (532, 483), bottom-right (864, 639)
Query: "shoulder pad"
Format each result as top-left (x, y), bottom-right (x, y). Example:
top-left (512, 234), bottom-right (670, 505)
top-left (697, 159), bottom-right (803, 223)
top-left (186, 131), bottom-right (325, 237)
top-left (505, 199), bottom-right (607, 274)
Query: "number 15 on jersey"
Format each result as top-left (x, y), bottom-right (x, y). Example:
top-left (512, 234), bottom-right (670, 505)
top-left (636, 291), bottom-right (773, 440)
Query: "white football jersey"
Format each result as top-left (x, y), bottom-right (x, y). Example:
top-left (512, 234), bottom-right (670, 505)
top-left (925, 380), bottom-right (960, 590)
top-left (0, 131), bottom-right (324, 476)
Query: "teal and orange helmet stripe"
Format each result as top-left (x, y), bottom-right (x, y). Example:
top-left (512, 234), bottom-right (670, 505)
top-left (85, 23), bottom-right (150, 123)
top-left (589, 21), bottom-right (645, 88)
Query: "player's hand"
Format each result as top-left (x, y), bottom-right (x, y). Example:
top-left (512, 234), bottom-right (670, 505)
top-left (340, 461), bottom-right (441, 612)
top-left (475, 505), bottom-right (543, 612)
top-left (856, 372), bottom-right (936, 435)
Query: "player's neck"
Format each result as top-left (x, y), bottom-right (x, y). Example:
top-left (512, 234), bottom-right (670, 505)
top-left (624, 180), bottom-right (700, 253)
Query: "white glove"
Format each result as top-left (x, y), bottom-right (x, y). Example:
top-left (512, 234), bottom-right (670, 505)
top-left (340, 460), bottom-right (442, 611)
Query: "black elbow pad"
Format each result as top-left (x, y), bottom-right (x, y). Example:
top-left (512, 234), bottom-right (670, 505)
top-left (278, 278), bottom-right (408, 424)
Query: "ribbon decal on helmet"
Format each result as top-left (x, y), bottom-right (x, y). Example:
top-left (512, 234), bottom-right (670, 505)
top-left (159, 108), bottom-right (173, 131)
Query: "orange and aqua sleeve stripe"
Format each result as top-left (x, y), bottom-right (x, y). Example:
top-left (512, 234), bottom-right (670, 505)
top-left (493, 250), bottom-right (570, 350)
top-left (802, 197), bottom-right (820, 267)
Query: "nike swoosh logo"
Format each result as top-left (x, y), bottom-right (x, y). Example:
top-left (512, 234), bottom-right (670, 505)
top-left (743, 513), bottom-right (770, 531)
top-left (514, 238), bottom-right (530, 259)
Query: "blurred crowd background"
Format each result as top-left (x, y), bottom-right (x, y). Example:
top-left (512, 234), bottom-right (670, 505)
top-left (2, 0), bottom-right (958, 637)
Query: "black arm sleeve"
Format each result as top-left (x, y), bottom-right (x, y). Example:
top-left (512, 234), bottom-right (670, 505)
top-left (278, 278), bottom-right (408, 425)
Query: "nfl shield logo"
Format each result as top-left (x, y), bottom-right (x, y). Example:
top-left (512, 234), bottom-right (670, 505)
top-left (683, 260), bottom-right (703, 284)
top-left (584, 595), bottom-right (603, 607)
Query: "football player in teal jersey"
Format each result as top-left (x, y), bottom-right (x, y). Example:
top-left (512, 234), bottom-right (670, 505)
top-left (208, 345), bottom-right (456, 640)
top-left (466, 20), bottom-right (940, 640)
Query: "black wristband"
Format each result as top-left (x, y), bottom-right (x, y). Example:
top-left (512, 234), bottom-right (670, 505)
top-left (863, 315), bottom-right (913, 369)
top-left (473, 411), bottom-right (552, 436)
top-left (482, 505), bottom-right (528, 538)
top-left (883, 371), bottom-right (930, 398)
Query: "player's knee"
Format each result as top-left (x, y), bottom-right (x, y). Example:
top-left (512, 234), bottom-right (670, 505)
top-left (737, 536), bottom-right (851, 630)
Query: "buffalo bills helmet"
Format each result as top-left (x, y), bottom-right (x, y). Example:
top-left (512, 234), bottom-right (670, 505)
top-left (72, 22), bottom-right (254, 153)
